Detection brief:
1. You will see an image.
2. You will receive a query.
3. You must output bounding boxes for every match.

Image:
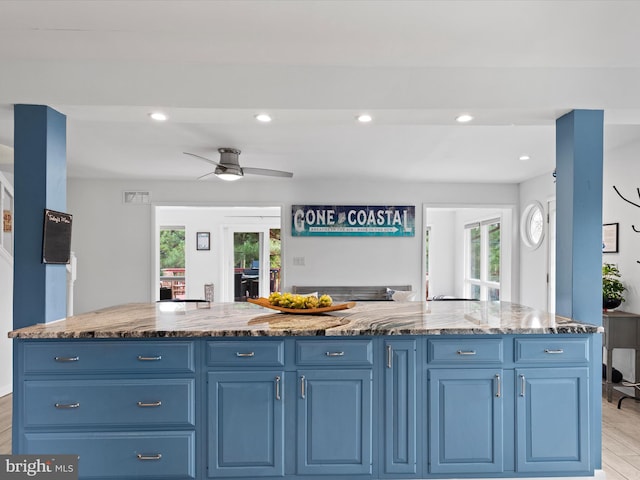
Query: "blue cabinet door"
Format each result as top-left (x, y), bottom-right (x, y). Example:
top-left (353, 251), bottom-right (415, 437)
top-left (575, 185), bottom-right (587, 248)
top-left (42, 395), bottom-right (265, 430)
top-left (296, 369), bottom-right (373, 475)
top-left (429, 368), bottom-right (504, 474)
top-left (383, 339), bottom-right (417, 475)
top-left (207, 371), bottom-right (284, 477)
top-left (515, 367), bottom-right (590, 473)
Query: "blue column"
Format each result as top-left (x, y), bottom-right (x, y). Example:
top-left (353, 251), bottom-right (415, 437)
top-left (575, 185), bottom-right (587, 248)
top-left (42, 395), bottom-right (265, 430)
top-left (555, 109), bottom-right (603, 326)
top-left (555, 109), bottom-right (603, 473)
top-left (13, 105), bottom-right (67, 329)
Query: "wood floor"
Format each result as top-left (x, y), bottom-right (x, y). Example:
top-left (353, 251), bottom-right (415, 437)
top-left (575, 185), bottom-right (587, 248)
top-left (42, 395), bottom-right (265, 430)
top-left (1, 388), bottom-right (639, 477)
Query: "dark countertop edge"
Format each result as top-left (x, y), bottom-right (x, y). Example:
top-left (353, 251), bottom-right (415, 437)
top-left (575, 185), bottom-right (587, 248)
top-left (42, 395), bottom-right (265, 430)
top-left (9, 326), bottom-right (602, 339)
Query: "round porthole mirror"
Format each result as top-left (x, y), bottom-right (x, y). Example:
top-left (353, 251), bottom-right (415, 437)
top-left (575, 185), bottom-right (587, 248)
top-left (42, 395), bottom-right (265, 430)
top-left (521, 201), bottom-right (545, 250)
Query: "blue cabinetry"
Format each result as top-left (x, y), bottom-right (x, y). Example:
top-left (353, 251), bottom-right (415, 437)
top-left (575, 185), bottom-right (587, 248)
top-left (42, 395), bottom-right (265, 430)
top-left (12, 334), bottom-right (596, 480)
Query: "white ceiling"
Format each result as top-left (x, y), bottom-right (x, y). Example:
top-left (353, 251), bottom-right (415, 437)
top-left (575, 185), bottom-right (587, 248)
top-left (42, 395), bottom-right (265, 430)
top-left (2, 0), bottom-right (640, 184)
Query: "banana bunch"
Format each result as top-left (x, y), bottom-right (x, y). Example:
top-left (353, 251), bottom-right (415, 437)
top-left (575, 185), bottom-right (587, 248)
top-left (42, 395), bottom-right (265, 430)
top-left (268, 292), bottom-right (333, 309)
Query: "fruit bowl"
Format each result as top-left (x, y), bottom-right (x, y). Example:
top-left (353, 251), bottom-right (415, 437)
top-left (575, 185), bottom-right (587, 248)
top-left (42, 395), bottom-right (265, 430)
top-left (247, 297), bottom-right (355, 314)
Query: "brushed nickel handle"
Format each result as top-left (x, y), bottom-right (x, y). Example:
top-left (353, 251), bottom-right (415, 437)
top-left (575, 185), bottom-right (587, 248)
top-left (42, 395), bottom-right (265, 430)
top-left (386, 345), bottom-right (392, 369)
top-left (300, 375), bottom-right (306, 399)
top-left (456, 350), bottom-right (476, 355)
top-left (137, 454), bottom-right (162, 461)
top-left (54, 356), bottom-right (79, 362)
top-left (520, 374), bottom-right (526, 397)
top-left (495, 374), bottom-right (501, 398)
top-left (325, 351), bottom-right (344, 357)
top-left (275, 376), bottom-right (281, 401)
top-left (137, 355), bottom-right (162, 361)
top-left (544, 349), bottom-right (564, 354)
top-left (55, 402), bottom-right (80, 409)
top-left (236, 352), bottom-right (255, 357)
top-left (137, 401), bottom-right (162, 407)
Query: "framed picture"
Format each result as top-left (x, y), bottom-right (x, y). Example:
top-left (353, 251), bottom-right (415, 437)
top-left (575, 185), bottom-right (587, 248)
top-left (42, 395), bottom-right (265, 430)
top-left (196, 232), bottom-right (210, 251)
top-left (602, 223), bottom-right (619, 253)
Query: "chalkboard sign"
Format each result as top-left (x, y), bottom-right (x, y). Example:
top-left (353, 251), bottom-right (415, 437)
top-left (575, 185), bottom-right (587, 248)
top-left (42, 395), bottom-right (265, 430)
top-left (43, 209), bottom-right (73, 264)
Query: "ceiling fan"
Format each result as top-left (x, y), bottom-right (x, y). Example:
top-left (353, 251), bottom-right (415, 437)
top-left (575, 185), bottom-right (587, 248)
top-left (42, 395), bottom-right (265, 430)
top-left (184, 148), bottom-right (293, 181)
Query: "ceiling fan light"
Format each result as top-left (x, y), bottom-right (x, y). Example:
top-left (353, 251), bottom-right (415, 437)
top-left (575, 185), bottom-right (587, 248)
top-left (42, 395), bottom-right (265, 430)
top-left (216, 172), bottom-right (243, 181)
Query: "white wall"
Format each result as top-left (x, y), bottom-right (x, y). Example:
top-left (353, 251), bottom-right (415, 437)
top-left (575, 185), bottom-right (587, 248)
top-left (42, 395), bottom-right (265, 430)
top-left (68, 178), bottom-right (519, 314)
top-left (518, 171), bottom-right (556, 310)
top-left (0, 171), bottom-right (13, 396)
top-left (603, 139), bottom-right (640, 381)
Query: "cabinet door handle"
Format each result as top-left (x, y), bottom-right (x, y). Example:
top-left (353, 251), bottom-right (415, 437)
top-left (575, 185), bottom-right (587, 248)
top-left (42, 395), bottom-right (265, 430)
top-left (236, 352), bottom-right (255, 357)
top-left (325, 351), bottom-right (344, 357)
top-left (55, 402), bottom-right (80, 409)
top-left (456, 350), bottom-right (476, 355)
top-left (137, 355), bottom-right (162, 361)
top-left (137, 454), bottom-right (162, 461)
top-left (544, 349), bottom-right (564, 354)
top-left (54, 356), bottom-right (79, 362)
top-left (386, 345), bottom-right (392, 369)
top-left (495, 374), bottom-right (501, 398)
top-left (300, 375), bottom-right (306, 399)
top-left (520, 374), bottom-right (526, 397)
top-left (137, 401), bottom-right (162, 407)
top-left (275, 376), bottom-right (281, 401)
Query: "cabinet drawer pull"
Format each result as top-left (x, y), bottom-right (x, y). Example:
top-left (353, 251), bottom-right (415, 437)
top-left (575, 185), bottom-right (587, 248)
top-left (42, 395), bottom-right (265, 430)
top-left (544, 349), bottom-right (564, 354)
top-left (300, 375), bottom-right (306, 399)
top-left (275, 376), bottom-right (281, 401)
top-left (55, 402), bottom-right (80, 409)
top-left (520, 374), bottom-right (526, 397)
top-left (495, 374), bottom-right (501, 398)
top-left (325, 351), bottom-right (345, 357)
top-left (386, 345), bottom-right (392, 369)
top-left (54, 356), bottom-right (79, 362)
top-left (137, 355), bottom-right (162, 361)
top-left (137, 453), bottom-right (162, 461)
top-left (137, 401), bottom-right (162, 407)
top-left (456, 350), bottom-right (476, 355)
top-left (236, 352), bottom-right (255, 357)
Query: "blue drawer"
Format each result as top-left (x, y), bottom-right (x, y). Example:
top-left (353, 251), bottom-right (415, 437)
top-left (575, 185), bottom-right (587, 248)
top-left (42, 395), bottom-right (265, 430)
top-left (207, 340), bottom-right (284, 367)
top-left (23, 379), bottom-right (195, 428)
top-left (514, 337), bottom-right (589, 363)
top-left (24, 431), bottom-right (195, 479)
top-left (22, 341), bottom-right (195, 374)
top-left (295, 340), bottom-right (373, 366)
top-left (427, 338), bottom-right (504, 364)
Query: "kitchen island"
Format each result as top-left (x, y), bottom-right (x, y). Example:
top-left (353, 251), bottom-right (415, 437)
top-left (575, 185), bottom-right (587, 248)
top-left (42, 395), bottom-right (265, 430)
top-left (10, 301), bottom-right (602, 480)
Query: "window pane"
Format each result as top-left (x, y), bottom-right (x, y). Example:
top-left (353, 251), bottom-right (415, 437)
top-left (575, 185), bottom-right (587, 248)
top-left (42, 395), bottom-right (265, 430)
top-left (159, 228), bottom-right (185, 299)
top-left (488, 222), bottom-right (500, 283)
top-left (488, 287), bottom-right (500, 301)
top-left (469, 226), bottom-right (481, 280)
top-left (470, 284), bottom-right (481, 300)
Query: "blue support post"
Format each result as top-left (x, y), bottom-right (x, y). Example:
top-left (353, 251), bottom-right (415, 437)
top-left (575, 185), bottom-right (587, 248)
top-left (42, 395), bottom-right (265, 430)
top-left (13, 105), bottom-right (67, 329)
top-left (555, 109), bottom-right (603, 472)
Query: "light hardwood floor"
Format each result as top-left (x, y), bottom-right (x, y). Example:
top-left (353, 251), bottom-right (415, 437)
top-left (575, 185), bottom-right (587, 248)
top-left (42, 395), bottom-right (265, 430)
top-left (1, 388), bottom-right (639, 477)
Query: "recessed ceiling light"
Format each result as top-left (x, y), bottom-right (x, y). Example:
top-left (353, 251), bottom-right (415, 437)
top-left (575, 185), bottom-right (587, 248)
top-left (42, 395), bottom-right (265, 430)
top-left (357, 114), bottom-right (373, 123)
top-left (519, 155), bottom-right (531, 161)
top-left (149, 112), bottom-right (168, 122)
top-left (255, 113), bottom-right (272, 123)
top-left (455, 114), bottom-right (473, 123)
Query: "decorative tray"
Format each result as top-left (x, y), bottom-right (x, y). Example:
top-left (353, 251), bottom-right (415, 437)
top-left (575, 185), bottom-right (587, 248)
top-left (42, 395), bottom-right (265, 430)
top-left (247, 297), bottom-right (356, 314)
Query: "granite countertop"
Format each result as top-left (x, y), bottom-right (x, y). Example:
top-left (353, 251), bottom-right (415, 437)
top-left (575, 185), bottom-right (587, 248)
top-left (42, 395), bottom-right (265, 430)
top-left (8, 301), bottom-right (602, 339)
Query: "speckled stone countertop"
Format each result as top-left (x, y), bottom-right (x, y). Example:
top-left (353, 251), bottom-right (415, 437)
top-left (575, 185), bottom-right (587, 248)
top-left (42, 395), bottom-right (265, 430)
top-left (8, 301), bottom-right (602, 339)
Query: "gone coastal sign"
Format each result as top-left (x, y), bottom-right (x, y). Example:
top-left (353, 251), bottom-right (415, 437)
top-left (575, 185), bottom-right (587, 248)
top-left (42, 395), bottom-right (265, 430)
top-left (292, 205), bottom-right (415, 237)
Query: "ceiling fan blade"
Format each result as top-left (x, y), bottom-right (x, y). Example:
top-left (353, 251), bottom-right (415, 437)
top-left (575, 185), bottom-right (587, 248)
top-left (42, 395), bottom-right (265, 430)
top-left (184, 151), bottom-right (221, 167)
top-left (243, 167), bottom-right (293, 178)
top-left (197, 171), bottom-right (218, 180)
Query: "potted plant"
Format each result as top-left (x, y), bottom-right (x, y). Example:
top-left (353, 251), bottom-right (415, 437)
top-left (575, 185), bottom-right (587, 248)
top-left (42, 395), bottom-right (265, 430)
top-left (603, 263), bottom-right (626, 310)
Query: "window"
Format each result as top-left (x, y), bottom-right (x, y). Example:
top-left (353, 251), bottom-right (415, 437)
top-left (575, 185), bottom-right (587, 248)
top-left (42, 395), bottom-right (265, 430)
top-left (464, 218), bottom-right (500, 300)
top-left (521, 201), bottom-right (545, 250)
top-left (159, 227), bottom-right (185, 299)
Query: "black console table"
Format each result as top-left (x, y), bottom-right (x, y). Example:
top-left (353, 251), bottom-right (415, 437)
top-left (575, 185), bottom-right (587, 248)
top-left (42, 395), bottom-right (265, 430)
top-left (603, 310), bottom-right (640, 405)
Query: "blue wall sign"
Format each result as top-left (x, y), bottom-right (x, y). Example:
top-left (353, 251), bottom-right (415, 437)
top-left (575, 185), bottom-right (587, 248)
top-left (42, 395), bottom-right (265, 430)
top-left (292, 205), bottom-right (415, 237)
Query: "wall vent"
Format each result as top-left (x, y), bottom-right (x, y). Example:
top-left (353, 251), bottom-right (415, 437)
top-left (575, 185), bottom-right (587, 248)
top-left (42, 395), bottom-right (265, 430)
top-left (122, 191), bottom-right (151, 204)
